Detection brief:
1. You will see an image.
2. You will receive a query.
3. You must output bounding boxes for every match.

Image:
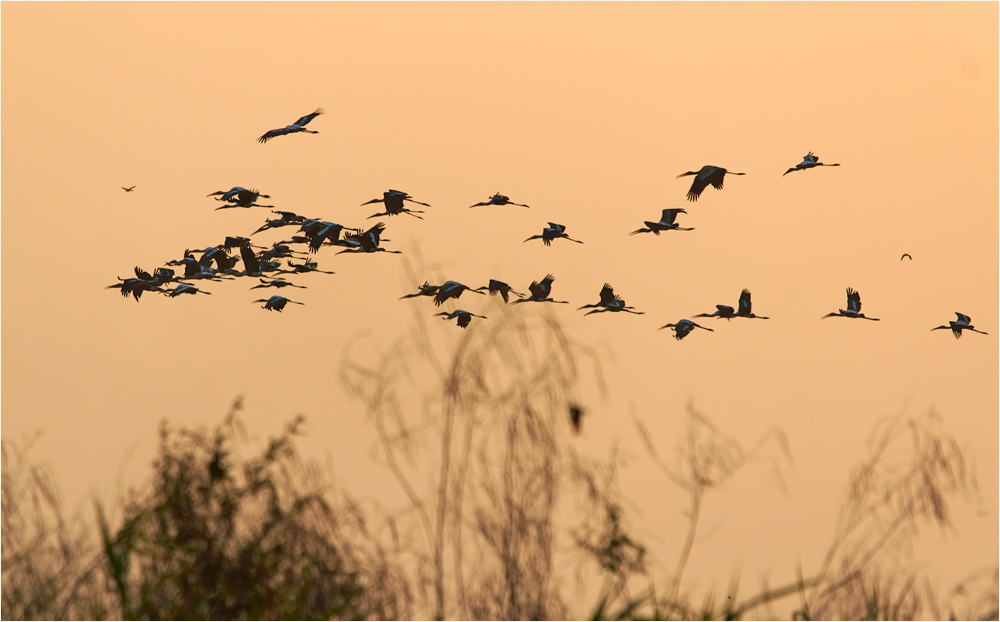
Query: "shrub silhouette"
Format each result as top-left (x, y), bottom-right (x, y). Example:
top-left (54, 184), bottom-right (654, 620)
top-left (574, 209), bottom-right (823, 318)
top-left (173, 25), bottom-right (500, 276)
top-left (93, 402), bottom-right (409, 620)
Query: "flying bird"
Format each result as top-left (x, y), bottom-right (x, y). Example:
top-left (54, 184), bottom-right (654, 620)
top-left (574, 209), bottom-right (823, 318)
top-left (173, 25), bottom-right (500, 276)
top-left (524, 222), bottom-right (584, 246)
top-left (363, 190), bottom-right (430, 219)
top-left (469, 193), bottom-right (530, 208)
top-left (659, 319), bottom-right (714, 340)
top-left (335, 222), bottom-right (400, 255)
top-left (122, 186), bottom-right (135, 192)
top-left (274, 259), bottom-right (335, 276)
top-left (400, 281), bottom-right (440, 300)
top-left (629, 209), bottom-right (694, 235)
top-left (433, 281), bottom-right (485, 306)
top-left (821, 288), bottom-right (880, 321)
top-left (435, 309), bottom-right (487, 329)
top-left (208, 187), bottom-right (273, 208)
top-left (694, 304), bottom-right (738, 321)
top-left (736, 289), bottom-right (769, 319)
top-left (474, 279), bottom-right (524, 303)
top-left (901, 253), bottom-right (912, 261)
top-left (253, 211), bottom-right (307, 235)
top-left (677, 166), bottom-right (744, 202)
top-left (931, 313), bottom-right (988, 339)
top-left (162, 284), bottom-right (212, 297)
top-left (783, 152), bottom-right (839, 176)
top-left (578, 283), bottom-right (643, 315)
top-left (257, 108), bottom-right (324, 144)
top-left (252, 295), bottom-right (304, 312)
top-left (250, 277), bottom-right (305, 290)
top-left (510, 274), bottom-right (568, 305)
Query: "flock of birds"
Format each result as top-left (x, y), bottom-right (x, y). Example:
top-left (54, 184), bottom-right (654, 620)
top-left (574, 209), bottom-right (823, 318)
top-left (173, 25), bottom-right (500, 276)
top-left (109, 110), bottom-right (988, 341)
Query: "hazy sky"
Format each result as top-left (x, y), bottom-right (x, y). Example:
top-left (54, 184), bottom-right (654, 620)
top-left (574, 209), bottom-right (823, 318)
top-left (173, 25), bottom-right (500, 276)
top-left (3, 1), bottom-right (997, 610)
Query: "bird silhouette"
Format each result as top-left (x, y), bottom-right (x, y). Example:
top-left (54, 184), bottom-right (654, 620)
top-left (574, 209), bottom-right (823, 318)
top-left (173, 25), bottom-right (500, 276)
top-left (524, 222), bottom-right (584, 246)
top-left (252, 295), bottom-right (304, 312)
top-left (257, 108), bottom-right (324, 144)
top-left (363, 190), bottom-right (430, 219)
top-left (435, 309), bottom-right (487, 329)
top-left (821, 288), bottom-right (880, 321)
top-left (433, 281), bottom-right (486, 306)
top-left (474, 279), bottom-right (524, 303)
top-left (510, 275), bottom-right (568, 305)
top-left (783, 152), bottom-right (839, 176)
top-left (122, 186), bottom-right (136, 192)
top-left (677, 166), bottom-right (744, 202)
top-left (400, 281), bottom-right (440, 300)
top-left (659, 319), bottom-right (714, 340)
top-left (901, 253), bottom-right (913, 261)
top-left (931, 313), bottom-right (988, 339)
top-left (578, 284), bottom-right (643, 316)
top-left (629, 209), bottom-right (694, 235)
top-left (469, 193), bottom-right (529, 208)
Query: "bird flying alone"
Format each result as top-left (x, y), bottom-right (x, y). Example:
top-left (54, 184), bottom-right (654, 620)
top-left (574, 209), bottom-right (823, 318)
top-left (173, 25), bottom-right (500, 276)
top-left (821, 288), bottom-right (880, 321)
top-left (122, 186), bottom-right (136, 192)
top-left (469, 193), bottom-right (529, 208)
top-left (783, 152), bottom-right (840, 176)
top-left (931, 313), bottom-right (988, 339)
top-left (901, 253), bottom-right (912, 261)
top-left (257, 108), bottom-right (324, 143)
top-left (677, 165), bottom-right (744, 202)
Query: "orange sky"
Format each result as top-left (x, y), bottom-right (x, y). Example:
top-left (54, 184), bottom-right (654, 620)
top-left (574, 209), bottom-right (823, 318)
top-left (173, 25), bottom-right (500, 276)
top-left (3, 2), bottom-right (997, 612)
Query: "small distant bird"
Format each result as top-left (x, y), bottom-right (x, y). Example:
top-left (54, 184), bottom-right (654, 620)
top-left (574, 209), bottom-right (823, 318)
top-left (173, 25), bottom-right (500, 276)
top-left (677, 166), bottom-right (744, 202)
top-left (162, 284), bottom-right (211, 297)
top-left (629, 209), bottom-right (694, 235)
top-left (474, 279), bottom-right (524, 304)
top-left (524, 222), bottom-right (584, 246)
top-left (257, 108), bottom-right (324, 144)
top-left (363, 190), bottom-right (430, 219)
top-left (435, 309), bottom-right (487, 329)
top-left (433, 281), bottom-right (485, 306)
top-left (901, 253), bottom-right (912, 261)
top-left (931, 313), bottom-right (988, 339)
top-left (821, 288), bottom-right (880, 321)
top-left (783, 152), bottom-right (839, 176)
top-left (469, 193), bottom-right (530, 208)
top-left (578, 283), bottom-right (643, 316)
top-left (660, 319), bottom-right (714, 340)
top-left (252, 295), bottom-right (304, 312)
top-left (122, 186), bottom-right (136, 192)
top-left (510, 274), bottom-right (568, 305)
top-left (736, 289), bottom-right (769, 319)
top-left (400, 281), bottom-right (440, 300)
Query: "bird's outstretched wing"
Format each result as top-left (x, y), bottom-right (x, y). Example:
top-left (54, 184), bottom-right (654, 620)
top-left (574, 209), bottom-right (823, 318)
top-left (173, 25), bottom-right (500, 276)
top-left (846, 288), bottom-right (861, 313)
top-left (258, 128), bottom-right (290, 143)
top-left (294, 108), bottom-right (324, 126)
